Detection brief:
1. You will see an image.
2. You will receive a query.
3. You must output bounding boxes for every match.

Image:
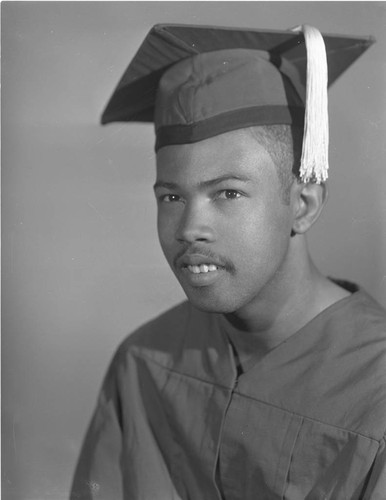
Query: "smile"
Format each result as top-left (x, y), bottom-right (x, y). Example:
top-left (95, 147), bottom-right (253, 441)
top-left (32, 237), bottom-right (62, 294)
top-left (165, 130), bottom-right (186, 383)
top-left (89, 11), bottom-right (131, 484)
top-left (187, 264), bottom-right (218, 274)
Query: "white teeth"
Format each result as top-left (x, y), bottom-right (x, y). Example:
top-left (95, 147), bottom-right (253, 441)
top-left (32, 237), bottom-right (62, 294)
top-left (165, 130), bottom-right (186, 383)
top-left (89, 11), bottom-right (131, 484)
top-left (187, 264), bottom-right (218, 274)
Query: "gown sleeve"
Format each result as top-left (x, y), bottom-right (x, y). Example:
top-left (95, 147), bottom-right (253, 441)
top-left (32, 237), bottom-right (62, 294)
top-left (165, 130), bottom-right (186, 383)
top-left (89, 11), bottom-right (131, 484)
top-left (363, 436), bottom-right (386, 499)
top-left (70, 356), bottom-right (124, 500)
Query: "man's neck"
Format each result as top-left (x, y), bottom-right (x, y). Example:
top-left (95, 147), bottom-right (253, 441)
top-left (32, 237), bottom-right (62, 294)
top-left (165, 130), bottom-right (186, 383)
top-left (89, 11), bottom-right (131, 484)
top-left (223, 242), bottom-right (351, 367)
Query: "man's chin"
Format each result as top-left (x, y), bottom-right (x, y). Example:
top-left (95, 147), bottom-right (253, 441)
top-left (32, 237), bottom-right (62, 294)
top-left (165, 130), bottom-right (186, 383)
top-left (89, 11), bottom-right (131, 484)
top-left (182, 288), bottom-right (238, 315)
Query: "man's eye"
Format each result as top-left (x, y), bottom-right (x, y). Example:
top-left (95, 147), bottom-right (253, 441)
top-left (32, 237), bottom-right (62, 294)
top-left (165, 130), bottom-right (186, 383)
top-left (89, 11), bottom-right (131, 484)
top-left (217, 190), bottom-right (242, 200)
top-left (160, 194), bottom-right (180, 203)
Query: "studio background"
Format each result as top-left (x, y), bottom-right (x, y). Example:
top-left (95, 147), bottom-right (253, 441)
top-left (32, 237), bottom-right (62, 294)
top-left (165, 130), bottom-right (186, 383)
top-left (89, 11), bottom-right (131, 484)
top-left (2, 2), bottom-right (385, 499)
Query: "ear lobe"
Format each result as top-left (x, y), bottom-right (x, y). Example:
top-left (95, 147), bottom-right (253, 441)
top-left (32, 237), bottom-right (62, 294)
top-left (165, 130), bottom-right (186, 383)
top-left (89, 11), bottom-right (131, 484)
top-left (292, 182), bottom-right (328, 234)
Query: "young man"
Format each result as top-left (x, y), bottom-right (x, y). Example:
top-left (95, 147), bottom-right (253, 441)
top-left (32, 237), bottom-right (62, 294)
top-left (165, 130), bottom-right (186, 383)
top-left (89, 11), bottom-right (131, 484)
top-left (71, 24), bottom-right (386, 499)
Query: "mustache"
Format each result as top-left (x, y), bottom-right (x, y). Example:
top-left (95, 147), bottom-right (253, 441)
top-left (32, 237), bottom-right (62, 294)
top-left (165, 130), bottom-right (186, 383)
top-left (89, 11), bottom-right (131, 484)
top-left (173, 245), bottom-right (235, 272)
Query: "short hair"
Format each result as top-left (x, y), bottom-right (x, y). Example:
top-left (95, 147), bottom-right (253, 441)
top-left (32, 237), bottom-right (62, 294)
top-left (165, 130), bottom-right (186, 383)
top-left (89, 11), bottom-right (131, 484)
top-left (247, 124), bottom-right (303, 204)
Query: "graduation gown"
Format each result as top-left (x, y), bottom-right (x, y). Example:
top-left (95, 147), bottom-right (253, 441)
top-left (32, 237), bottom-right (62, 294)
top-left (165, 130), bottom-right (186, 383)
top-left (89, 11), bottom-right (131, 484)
top-left (70, 289), bottom-right (386, 499)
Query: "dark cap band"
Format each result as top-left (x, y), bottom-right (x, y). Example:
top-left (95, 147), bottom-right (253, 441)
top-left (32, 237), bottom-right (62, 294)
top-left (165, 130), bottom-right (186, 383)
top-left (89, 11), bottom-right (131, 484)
top-left (155, 105), bottom-right (305, 151)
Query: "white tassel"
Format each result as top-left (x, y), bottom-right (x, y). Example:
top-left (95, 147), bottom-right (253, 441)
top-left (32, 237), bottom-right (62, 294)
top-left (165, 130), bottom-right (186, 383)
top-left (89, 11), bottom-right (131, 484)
top-left (291, 25), bottom-right (329, 183)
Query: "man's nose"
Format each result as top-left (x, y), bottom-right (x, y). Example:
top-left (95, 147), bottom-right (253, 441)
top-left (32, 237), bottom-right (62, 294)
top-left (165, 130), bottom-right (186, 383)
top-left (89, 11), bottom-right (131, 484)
top-left (176, 202), bottom-right (215, 243)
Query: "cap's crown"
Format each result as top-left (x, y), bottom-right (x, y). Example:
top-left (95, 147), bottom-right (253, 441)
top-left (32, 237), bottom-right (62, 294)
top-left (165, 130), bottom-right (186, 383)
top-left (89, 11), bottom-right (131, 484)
top-left (101, 23), bottom-right (374, 128)
top-left (154, 48), bottom-right (308, 149)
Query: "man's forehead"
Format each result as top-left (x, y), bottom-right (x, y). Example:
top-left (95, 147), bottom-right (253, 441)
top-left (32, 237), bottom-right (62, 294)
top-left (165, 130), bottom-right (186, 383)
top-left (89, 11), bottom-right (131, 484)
top-left (155, 129), bottom-right (276, 183)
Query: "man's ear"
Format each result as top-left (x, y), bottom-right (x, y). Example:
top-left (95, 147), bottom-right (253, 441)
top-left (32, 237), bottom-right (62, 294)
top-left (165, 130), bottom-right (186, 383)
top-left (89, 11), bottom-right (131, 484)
top-left (291, 181), bottom-right (328, 235)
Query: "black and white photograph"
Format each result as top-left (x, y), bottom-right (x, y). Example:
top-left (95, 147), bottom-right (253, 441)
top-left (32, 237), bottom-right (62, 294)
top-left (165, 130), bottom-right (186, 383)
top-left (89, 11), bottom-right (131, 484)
top-left (2, 2), bottom-right (386, 499)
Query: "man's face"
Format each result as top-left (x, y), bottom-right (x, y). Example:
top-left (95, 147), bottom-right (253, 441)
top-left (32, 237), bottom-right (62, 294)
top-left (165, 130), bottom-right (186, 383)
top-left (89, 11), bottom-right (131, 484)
top-left (155, 129), bottom-right (295, 315)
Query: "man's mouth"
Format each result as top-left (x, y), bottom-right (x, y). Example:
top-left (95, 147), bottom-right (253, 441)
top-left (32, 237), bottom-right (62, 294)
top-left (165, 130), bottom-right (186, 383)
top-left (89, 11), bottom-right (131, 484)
top-left (175, 253), bottom-right (229, 288)
top-left (186, 264), bottom-right (219, 274)
top-left (174, 250), bottom-right (232, 285)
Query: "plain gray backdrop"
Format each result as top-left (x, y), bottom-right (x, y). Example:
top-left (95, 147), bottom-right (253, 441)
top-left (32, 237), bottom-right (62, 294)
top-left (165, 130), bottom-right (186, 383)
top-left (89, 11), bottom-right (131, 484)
top-left (2, 2), bottom-right (386, 499)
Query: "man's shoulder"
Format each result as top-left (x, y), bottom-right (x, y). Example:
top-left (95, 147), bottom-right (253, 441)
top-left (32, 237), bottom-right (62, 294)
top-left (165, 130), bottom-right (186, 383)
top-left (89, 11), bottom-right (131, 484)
top-left (327, 289), bottom-right (386, 382)
top-left (122, 300), bottom-right (191, 344)
top-left (339, 288), bottom-right (386, 338)
top-left (315, 289), bottom-right (386, 437)
top-left (112, 300), bottom-right (213, 368)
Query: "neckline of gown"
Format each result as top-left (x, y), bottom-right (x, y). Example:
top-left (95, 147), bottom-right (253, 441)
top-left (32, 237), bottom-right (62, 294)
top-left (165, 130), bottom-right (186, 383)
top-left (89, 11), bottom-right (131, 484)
top-left (216, 283), bottom-right (362, 376)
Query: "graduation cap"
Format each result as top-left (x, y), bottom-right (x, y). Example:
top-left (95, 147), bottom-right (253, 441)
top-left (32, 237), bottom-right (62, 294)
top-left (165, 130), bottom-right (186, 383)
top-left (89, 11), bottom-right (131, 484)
top-left (101, 24), bottom-right (375, 183)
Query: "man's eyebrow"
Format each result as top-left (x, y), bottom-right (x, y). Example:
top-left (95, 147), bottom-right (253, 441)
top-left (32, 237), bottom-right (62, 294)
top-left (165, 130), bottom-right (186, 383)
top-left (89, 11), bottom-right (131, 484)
top-left (153, 175), bottom-right (251, 191)
top-left (198, 174), bottom-right (252, 188)
top-left (153, 181), bottom-right (178, 191)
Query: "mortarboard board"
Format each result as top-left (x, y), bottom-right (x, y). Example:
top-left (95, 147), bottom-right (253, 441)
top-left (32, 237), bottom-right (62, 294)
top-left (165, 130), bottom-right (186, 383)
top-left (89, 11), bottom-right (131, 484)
top-left (101, 24), bottom-right (374, 182)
